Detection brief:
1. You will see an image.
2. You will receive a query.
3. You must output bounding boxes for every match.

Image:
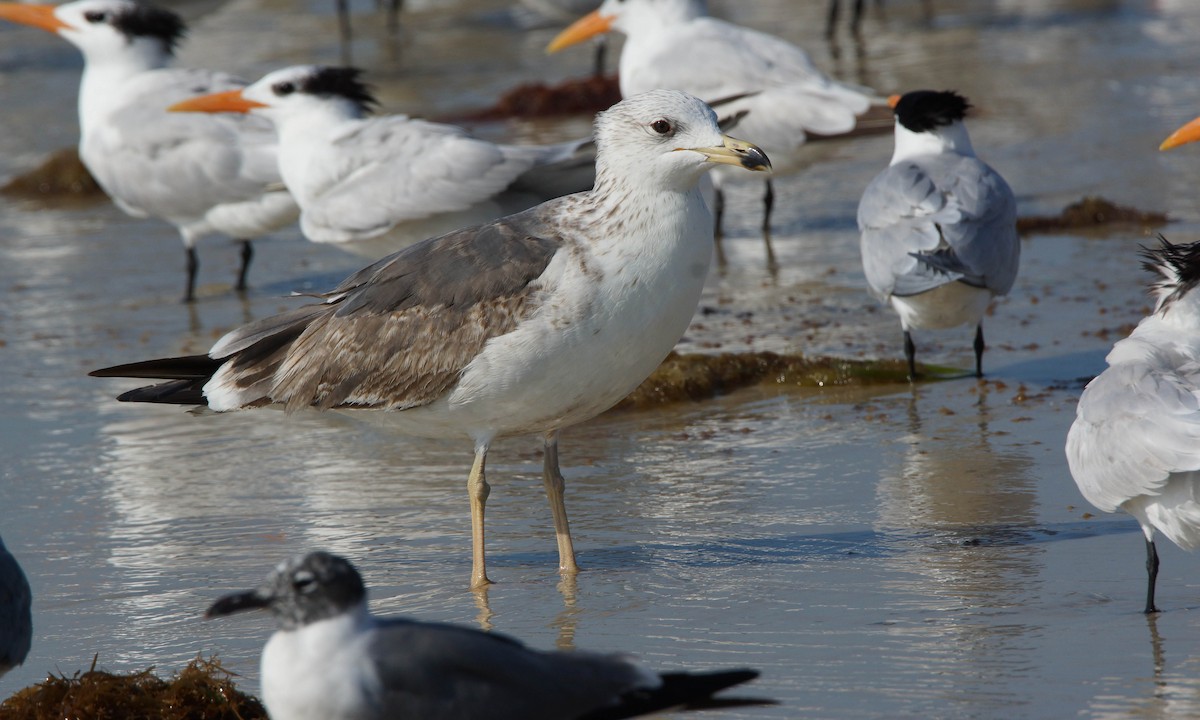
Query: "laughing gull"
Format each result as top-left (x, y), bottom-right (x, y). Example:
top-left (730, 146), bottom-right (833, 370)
top-left (857, 90), bottom-right (1019, 380)
top-left (0, 535), bottom-right (32, 678)
top-left (207, 551), bottom-right (773, 720)
top-left (1066, 238), bottom-right (1200, 613)
top-left (0, 0), bottom-right (298, 302)
top-left (91, 90), bottom-right (771, 589)
top-left (547, 0), bottom-right (882, 234)
top-left (169, 65), bottom-right (591, 247)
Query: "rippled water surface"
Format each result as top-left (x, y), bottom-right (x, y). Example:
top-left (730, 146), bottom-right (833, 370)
top-left (5, 0), bottom-right (1200, 717)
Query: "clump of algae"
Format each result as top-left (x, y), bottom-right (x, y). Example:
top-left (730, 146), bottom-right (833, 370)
top-left (1, 148), bottom-right (103, 200)
top-left (616, 351), bottom-right (953, 410)
top-left (1016, 196), bottom-right (1168, 235)
top-left (0, 656), bottom-right (266, 720)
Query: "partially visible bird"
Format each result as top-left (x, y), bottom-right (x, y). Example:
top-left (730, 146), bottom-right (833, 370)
top-left (0, 535), bottom-right (32, 679)
top-left (1066, 237), bottom-right (1200, 614)
top-left (856, 90), bottom-right (1018, 379)
top-left (207, 551), bottom-right (774, 720)
top-left (0, 0), bottom-right (298, 302)
top-left (90, 90), bottom-right (770, 589)
top-left (547, 0), bottom-right (884, 234)
top-left (170, 65), bottom-right (592, 249)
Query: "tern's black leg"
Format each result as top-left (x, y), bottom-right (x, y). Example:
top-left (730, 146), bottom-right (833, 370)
top-left (385, 0), bottom-right (401, 34)
top-left (904, 330), bottom-right (917, 381)
top-left (973, 324), bottom-right (985, 378)
top-left (1145, 538), bottom-right (1161, 615)
top-left (235, 240), bottom-right (254, 293)
top-left (825, 0), bottom-right (839, 38)
top-left (592, 37), bottom-right (608, 78)
top-left (336, 0), bottom-right (352, 63)
top-left (851, 0), bottom-right (866, 34)
top-left (183, 246), bottom-right (198, 303)
top-left (761, 178), bottom-right (774, 235)
top-left (714, 185), bottom-right (726, 241)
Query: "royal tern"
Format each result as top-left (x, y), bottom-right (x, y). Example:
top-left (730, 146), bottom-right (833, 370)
top-left (90, 90), bottom-right (770, 589)
top-left (0, 535), bottom-right (32, 679)
top-left (170, 65), bottom-right (591, 247)
top-left (0, 0), bottom-right (299, 302)
top-left (547, 0), bottom-right (881, 233)
top-left (857, 90), bottom-right (1018, 379)
top-left (1066, 238), bottom-right (1200, 614)
top-left (207, 551), bottom-right (771, 720)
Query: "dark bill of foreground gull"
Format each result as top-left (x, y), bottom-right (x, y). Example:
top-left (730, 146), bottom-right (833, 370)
top-left (0, 535), bottom-right (32, 678)
top-left (207, 551), bottom-right (776, 720)
top-left (0, 0), bottom-right (299, 303)
top-left (91, 90), bottom-right (770, 590)
top-left (857, 90), bottom-right (1019, 380)
top-left (1066, 237), bottom-right (1200, 614)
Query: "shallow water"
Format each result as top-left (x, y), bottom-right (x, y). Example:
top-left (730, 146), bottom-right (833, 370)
top-left (5, 0), bottom-right (1200, 717)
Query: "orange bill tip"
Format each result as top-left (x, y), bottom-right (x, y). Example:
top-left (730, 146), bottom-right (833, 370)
top-left (546, 9), bottom-right (614, 54)
top-left (1160, 116), bottom-right (1200, 151)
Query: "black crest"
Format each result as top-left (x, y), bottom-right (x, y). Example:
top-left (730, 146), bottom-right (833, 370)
top-left (893, 90), bottom-right (971, 133)
top-left (1140, 235), bottom-right (1200, 312)
top-left (301, 67), bottom-right (379, 113)
top-left (111, 3), bottom-right (186, 52)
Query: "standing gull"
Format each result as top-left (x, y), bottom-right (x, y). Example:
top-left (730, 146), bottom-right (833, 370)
top-left (90, 90), bottom-right (770, 589)
top-left (547, 0), bottom-right (883, 233)
top-left (0, 0), bottom-right (298, 302)
top-left (1066, 238), bottom-right (1200, 614)
top-left (0, 535), bottom-right (32, 679)
top-left (170, 65), bottom-right (591, 248)
top-left (207, 551), bottom-right (773, 720)
top-left (857, 90), bottom-right (1018, 380)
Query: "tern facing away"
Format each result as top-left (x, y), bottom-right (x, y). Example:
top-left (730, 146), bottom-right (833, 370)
top-left (207, 551), bottom-right (773, 720)
top-left (0, 0), bottom-right (298, 302)
top-left (1066, 238), bottom-right (1200, 614)
top-left (547, 0), bottom-right (881, 233)
top-left (91, 90), bottom-right (770, 589)
top-left (857, 90), bottom-right (1019, 380)
top-left (0, 535), bottom-right (32, 679)
top-left (207, 554), bottom-right (772, 720)
top-left (170, 65), bottom-right (591, 248)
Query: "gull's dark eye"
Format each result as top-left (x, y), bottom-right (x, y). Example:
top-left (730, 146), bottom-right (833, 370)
top-left (292, 572), bottom-right (316, 592)
top-left (651, 119), bottom-right (673, 135)
top-left (83, 10), bottom-right (108, 23)
top-left (273, 81), bottom-right (296, 97)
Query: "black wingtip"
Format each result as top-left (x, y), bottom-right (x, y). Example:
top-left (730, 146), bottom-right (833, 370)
top-left (91, 354), bottom-right (219, 405)
top-left (580, 668), bottom-right (775, 720)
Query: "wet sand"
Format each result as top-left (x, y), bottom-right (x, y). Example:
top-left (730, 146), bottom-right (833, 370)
top-left (5, 0), bottom-right (1200, 717)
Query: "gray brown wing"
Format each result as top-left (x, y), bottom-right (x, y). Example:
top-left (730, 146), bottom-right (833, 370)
top-left (210, 205), bottom-right (566, 412)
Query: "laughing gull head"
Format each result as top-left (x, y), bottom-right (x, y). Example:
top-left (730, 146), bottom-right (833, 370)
top-left (0, 535), bottom-right (32, 678)
top-left (207, 551), bottom-right (774, 720)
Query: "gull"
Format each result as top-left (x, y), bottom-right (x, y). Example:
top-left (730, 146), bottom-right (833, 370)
top-left (1066, 238), bottom-right (1200, 614)
top-left (0, 0), bottom-right (299, 302)
top-left (0, 535), bottom-right (32, 679)
top-left (170, 65), bottom-right (591, 248)
top-left (856, 90), bottom-right (1018, 380)
top-left (207, 551), bottom-right (773, 720)
top-left (90, 90), bottom-right (770, 589)
top-left (547, 0), bottom-right (883, 234)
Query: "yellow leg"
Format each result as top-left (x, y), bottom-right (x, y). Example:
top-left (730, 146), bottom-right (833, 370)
top-left (543, 431), bottom-right (580, 575)
top-left (468, 444), bottom-right (492, 589)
